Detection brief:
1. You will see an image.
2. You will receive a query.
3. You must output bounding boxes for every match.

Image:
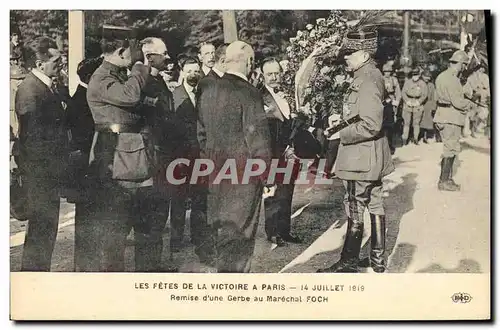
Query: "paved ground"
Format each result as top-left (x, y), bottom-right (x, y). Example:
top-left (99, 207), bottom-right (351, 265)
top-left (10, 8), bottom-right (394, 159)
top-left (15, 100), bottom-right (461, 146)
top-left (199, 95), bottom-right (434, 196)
top-left (10, 136), bottom-right (490, 273)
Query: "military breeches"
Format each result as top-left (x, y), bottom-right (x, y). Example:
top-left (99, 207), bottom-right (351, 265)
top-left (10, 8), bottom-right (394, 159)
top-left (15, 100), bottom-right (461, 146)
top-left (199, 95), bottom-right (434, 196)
top-left (342, 180), bottom-right (385, 219)
top-left (402, 106), bottom-right (424, 141)
top-left (436, 123), bottom-right (462, 157)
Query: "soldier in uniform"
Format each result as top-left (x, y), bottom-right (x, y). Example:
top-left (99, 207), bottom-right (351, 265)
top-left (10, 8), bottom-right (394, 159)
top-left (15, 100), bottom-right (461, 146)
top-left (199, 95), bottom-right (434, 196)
top-left (381, 62), bottom-right (401, 154)
top-left (401, 68), bottom-right (428, 145)
top-left (317, 30), bottom-right (394, 273)
top-left (464, 62), bottom-right (490, 136)
top-left (420, 69), bottom-right (437, 143)
top-left (86, 27), bottom-right (165, 272)
top-left (433, 50), bottom-right (471, 192)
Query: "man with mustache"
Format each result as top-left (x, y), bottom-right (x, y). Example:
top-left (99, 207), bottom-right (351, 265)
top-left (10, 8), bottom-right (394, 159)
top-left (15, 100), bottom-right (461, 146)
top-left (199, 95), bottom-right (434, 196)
top-left (317, 30), bottom-right (394, 273)
top-left (259, 57), bottom-right (302, 247)
top-left (198, 42), bottom-right (216, 77)
top-left (170, 57), bottom-right (210, 259)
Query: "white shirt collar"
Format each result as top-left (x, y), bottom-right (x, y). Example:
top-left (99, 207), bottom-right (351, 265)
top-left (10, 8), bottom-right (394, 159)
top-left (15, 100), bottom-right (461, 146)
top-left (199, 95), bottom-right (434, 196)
top-left (79, 81), bottom-right (88, 89)
top-left (202, 65), bottom-right (211, 75)
top-left (212, 67), bottom-right (224, 77)
top-left (183, 80), bottom-right (195, 93)
top-left (226, 71), bottom-right (248, 82)
top-left (32, 68), bottom-right (53, 88)
top-left (265, 84), bottom-right (290, 120)
top-left (150, 67), bottom-right (160, 77)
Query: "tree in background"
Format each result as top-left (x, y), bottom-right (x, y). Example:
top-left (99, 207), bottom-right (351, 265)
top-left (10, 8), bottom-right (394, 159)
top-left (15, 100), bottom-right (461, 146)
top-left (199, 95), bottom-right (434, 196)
top-left (82, 10), bottom-right (328, 61)
top-left (10, 10), bottom-right (68, 68)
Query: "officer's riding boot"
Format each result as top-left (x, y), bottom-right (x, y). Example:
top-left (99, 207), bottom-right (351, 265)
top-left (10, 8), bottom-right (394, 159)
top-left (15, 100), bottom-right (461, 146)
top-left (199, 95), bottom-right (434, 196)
top-left (358, 215), bottom-right (386, 272)
top-left (317, 216), bottom-right (363, 273)
top-left (438, 158), bottom-right (460, 191)
top-left (368, 214), bottom-right (386, 272)
top-left (448, 156), bottom-right (461, 190)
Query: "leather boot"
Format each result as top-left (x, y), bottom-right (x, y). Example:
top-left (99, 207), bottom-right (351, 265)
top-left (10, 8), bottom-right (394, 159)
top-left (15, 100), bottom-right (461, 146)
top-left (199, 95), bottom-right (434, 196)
top-left (359, 215), bottom-right (386, 272)
top-left (438, 158), bottom-right (460, 192)
top-left (448, 156), bottom-right (461, 190)
top-left (317, 218), bottom-right (363, 273)
top-left (368, 214), bottom-right (386, 272)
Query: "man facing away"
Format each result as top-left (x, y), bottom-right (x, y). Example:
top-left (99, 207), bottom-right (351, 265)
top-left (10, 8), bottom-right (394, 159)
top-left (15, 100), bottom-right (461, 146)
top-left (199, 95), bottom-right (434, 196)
top-left (317, 30), bottom-right (394, 273)
top-left (197, 41), bottom-right (273, 272)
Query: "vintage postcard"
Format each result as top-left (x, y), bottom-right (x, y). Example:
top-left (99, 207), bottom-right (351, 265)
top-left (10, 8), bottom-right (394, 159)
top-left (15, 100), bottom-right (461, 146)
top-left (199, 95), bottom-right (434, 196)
top-left (9, 9), bottom-right (491, 320)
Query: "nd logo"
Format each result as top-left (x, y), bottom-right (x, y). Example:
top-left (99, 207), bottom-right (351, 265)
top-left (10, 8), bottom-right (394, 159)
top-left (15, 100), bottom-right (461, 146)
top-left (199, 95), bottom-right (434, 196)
top-left (451, 292), bottom-right (472, 303)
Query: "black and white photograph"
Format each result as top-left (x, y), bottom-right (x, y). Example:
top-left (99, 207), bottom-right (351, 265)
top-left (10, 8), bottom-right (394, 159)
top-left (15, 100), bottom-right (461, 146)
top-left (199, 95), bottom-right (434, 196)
top-left (8, 8), bottom-right (492, 320)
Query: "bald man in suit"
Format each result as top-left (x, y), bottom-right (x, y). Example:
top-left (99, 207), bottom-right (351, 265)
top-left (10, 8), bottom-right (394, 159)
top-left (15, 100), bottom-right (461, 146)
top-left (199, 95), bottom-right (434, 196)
top-left (197, 41), bottom-right (273, 272)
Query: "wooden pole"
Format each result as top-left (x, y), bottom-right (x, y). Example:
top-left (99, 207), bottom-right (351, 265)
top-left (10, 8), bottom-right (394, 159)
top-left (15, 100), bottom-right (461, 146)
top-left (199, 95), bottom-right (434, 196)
top-left (222, 10), bottom-right (238, 43)
top-left (402, 11), bottom-right (411, 75)
top-left (68, 10), bottom-right (85, 97)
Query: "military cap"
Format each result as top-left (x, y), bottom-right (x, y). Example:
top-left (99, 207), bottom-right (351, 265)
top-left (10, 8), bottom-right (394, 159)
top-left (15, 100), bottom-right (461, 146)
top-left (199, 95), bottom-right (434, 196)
top-left (342, 30), bottom-right (378, 54)
top-left (449, 50), bottom-right (469, 64)
top-left (102, 24), bottom-right (134, 41)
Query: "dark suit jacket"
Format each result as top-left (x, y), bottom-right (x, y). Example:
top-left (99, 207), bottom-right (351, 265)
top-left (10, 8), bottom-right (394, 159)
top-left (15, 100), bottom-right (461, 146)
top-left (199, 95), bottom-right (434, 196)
top-left (197, 73), bottom-right (272, 271)
top-left (172, 84), bottom-right (200, 160)
top-left (260, 86), bottom-right (293, 160)
top-left (15, 72), bottom-right (69, 180)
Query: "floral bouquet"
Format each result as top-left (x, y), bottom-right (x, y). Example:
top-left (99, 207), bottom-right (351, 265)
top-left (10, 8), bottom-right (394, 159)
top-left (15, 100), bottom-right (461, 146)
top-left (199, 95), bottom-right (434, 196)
top-left (282, 10), bottom-right (391, 126)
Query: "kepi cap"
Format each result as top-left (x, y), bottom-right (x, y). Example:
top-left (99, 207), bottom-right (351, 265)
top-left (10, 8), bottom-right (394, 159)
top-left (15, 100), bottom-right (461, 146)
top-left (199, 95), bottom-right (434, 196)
top-left (342, 30), bottom-right (378, 55)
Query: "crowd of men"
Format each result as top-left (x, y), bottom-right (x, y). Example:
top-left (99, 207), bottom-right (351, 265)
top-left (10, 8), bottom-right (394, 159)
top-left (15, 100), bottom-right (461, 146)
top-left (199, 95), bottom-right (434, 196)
top-left (10, 25), bottom-right (490, 273)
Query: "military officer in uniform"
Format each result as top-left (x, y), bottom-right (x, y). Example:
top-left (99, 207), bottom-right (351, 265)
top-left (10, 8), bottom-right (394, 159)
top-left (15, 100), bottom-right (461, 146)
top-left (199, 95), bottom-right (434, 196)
top-left (401, 68), bottom-right (428, 145)
top-left (317, 30), bottom-right (394, 273)
top-left (433, 50), bottom-right (471, 192)
top-left (382, 62), bottom-right (401, 154)
top-left (86, 28), bottom-right (166, 272)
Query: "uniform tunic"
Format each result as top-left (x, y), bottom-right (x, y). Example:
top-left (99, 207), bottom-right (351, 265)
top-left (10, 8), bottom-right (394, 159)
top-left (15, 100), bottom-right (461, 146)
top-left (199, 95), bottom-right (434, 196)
top-left (336, 61), bottom-right (394, 216)
top-left (86, 61), bottom-right (167, 272)
top-left (434, 67), bottom-right (471, 157)
top-left (402, 79), bottom-right (428, 125)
